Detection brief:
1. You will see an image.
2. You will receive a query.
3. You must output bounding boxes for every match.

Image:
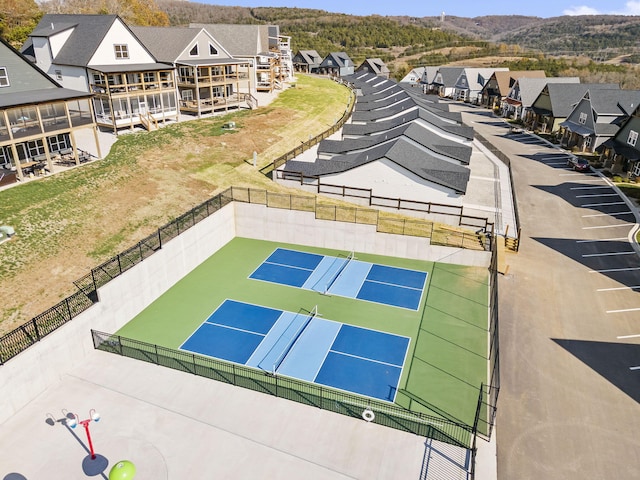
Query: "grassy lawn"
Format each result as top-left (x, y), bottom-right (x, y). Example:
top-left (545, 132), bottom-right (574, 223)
top-left (0, 75), bottom-right (351, 332)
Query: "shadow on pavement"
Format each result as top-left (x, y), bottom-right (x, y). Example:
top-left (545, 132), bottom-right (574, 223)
top-left (531, 237), bottom-right (640, 289)
top-left (552, 339), bottom-right (640, 404)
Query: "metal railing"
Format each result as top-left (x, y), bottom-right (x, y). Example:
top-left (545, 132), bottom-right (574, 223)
top-left (260, 79), bottom-right (356, 175)
top-left (474, 131), bottom-right (521, 251)
top-left (0, 186), bottom-right (489, 365)
top-left (91, 329), bottom-right (475, 448)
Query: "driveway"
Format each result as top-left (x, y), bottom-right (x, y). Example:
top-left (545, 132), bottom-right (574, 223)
top-left (460, 109), bottom-right (640, 479)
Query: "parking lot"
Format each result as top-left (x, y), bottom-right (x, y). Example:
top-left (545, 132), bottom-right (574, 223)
top-left (459, 109), bottom-right (640, 479)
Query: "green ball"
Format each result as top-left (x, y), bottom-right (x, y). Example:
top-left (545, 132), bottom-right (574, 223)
top-left (108, 460), bottom-right (136, 480)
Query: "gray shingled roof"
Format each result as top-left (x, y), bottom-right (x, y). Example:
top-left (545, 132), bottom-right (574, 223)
top-left (320, 52), bottom-right (353, 68)
top-left (284, 138), bottom-right (470, 193)
top-left (355, 95), bottom-right (413, 112)
top-left (543, 83), bottom-right (620, 116)
top-left (318, 123), bottom-right (472, 164)
top-left (293, 50), bottom-right (322, 66)
top-left (131, 26), bottom-right (202, 63)
top-left (0, 87), bottom-right (91, 109)
top-left (29, 14), bottom-right (119, 67)
top-left (589, 89), bottom-right (640, 116)
top-left (192, 24), bottom-right (268, 56)
top-left (433, 67), bottom-right (465, 87)
top-left (343, 109), bottom-right (474, 141)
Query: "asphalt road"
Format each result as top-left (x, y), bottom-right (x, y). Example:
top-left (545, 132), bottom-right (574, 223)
top-left (461, 109), bottom-right (640, 479)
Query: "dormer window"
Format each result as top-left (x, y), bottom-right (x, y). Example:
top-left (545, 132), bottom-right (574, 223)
top-left (209, 43), bottom-right (218, 56)
top-left (0, 67), bottom-right (9, 87)
top-left (189, 44), bottom-right (198, 56)
top-left (578, 112), bottom-right (587, 124)
top-left (114, 44), bottom-right (129, 59)
top-left (628, 130), bottom-right (638, 147)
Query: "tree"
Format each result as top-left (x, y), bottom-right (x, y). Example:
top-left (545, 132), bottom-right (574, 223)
top-left (0, 0), bottom-right (43, 47)
top-left (40, 0), bottom-right (169, 26)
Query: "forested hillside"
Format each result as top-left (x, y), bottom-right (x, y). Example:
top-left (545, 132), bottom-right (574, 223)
top-left (4, 0), bottom-right (640, 86)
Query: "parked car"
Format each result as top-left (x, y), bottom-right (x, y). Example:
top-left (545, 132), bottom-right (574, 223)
top-left (568, 156), bottom-right (591, 172)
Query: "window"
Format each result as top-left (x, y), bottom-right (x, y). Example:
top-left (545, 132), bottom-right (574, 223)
top-left (578, 112), bottom-right (587, 124)
top-left (114, 44), bottom-right (129, 59)
top-left (48, 134), bottom-right (70, 152)
top-left (209, 43), bottom-right (218, 56)
top-left (181, 90), bottom-right (193, 101)
top-left (143, 72), bottom-right (156, 83)
top-left (627, 130), bottom-right (638, 147)
top-left (55, 70), bottom-right (63, 81)
top-left (0, 67), bottom-right (9, 87)
top-left (189, 44), bottom-right (198, 56)
top-left (633, 161), bottom-right (640, 177)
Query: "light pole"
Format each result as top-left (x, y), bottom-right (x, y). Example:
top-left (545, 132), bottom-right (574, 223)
top-left (66, 409), bottom-right (101, 460)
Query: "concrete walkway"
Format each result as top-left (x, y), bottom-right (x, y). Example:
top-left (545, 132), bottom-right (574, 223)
top-left (0, 350), bottom-right (461, 479)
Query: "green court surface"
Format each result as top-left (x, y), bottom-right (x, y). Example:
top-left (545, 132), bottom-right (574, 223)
top-left (117, 237), bottom-right (489, 427)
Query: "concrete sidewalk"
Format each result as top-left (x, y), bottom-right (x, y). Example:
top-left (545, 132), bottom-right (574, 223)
top-left (0, 350), bottom-right (462, 479)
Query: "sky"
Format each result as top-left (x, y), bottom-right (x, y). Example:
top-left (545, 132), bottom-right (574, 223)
top-left (198, 0), bottom-right (640, 18)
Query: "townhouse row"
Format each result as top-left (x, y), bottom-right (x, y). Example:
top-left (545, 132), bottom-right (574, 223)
top-left (405, 66), bottom-right (640, 178)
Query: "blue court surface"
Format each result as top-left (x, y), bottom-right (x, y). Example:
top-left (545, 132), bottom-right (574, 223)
top-left (180, 299), bottom-right (410, 402)
top-left (249, 248), bottom-right (428, 310)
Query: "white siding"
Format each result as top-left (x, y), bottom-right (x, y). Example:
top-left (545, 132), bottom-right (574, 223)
top-left (49, 29), bottom-right (74, 59)
top-left (88, 19), bottom-right (155, 65)
top-left (54, 65), bottom-right (90, 92)
top-left (31, 37), bottom-right (53, 72)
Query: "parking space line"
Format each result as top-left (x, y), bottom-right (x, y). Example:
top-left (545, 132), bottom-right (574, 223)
top-left (616, 333), bottom-right (640, 338)
top-left (603, 286), bottom-right (640, 291)
top-left (582, 212), bottom-right (633, 217)
top-left (577, 237), bottom-right (627, 243)
top-left (572, 179), bottom-right (609, 183)
top-left (576, 193), bottom-right (620, 198)
top-left (571, 186), bottom-right (612, 190)
top-left (606, 307), bottom-right (640, 313)
top-left (630, 366), bottom-right (640, 371)
top-left (590, 267), bottom-right (640, 273)
top-left (582, 251), bottom-right (636, 257)
top-left (582, 224), bottom-right (631, 230)
top-left (560, 173), bottom-right (599, 177)
top-left (580, 201), bottom-right (626, 207)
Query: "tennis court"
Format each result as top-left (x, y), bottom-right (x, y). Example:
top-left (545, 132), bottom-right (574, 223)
top-left (249, 248), bottom-right (427, 310)
top-left (117, 237), bottom-right (489, 428)
top-left (180, 299), bottom-right (410, 402)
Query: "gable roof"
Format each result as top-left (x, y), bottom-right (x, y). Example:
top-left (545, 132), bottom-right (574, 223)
top-left (509, 77), bottom-right (577, 108)
top-left (433, 67), bottom-right (465, 87)
top-left (293, 50), bottom-right (322, 65)
top-left (357, 58), bottom-right (389, 75)
top-left (192, 24), bottom-right (270, 56)
top-left (0, 36), bottom-right (91, 108)
top-left (457, 68), bottom-right (508, 91)
top-left (284, 138), bottom-right (470, 193)
top-left (490, 70), bottom-right (546, 96)
top-left (538, 83), bottom-right (620, 117)
top-left (318, 122), bottom-right (472, 164)
top-left (343, 108), bottom-right (474, 141)
top-left (27, 14), bottom-right (121, 67)
top-left (320, 52), bottom-right (352, 68)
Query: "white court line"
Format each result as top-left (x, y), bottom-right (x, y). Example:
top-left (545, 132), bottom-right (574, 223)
top-left (582, 251), bottom-right (636, 257)
top-left (617, 333), bottom-right (640, 338)
top-left (606, 307), bottom-right (640, 313)
top-left (571, 186), bottom-right (612, 190)
top-left (592, 267), bottom-right (640, 273)
top-left (583, 224), bottom-right (631, 230)
top-left (582, 212), bottom-right (633, 218)
top-left (580, 201), bottom-right (626, 207)
top-left (576, 194), bottom-right (620, 198)
top-left (600, 286), bottom-right (640, 292)
top-left (630, 366), bottom-right (640, 371)
top-left (577, 237), bottom-right (627, 243)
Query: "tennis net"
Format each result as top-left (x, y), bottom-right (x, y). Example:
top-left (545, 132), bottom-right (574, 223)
top-left (272, 305), bottom-right (318, 374)
top-left (323, 251), bottom-right (355, 294)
